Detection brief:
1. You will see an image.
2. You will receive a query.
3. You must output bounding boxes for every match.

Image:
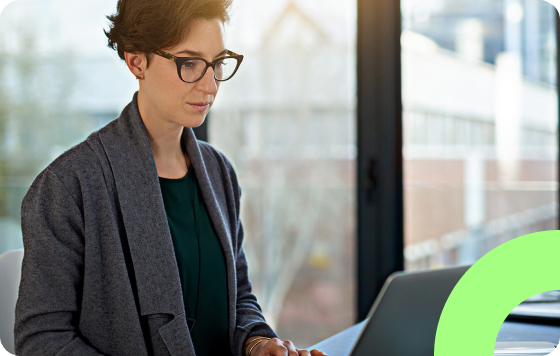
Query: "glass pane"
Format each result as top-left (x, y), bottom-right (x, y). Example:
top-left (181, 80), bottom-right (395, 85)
top-left (209, 0), bottom-right (357, 347)
top-left (0, 0), bottom-right (138, 254)
top-left (401, 0), bottom-right (558, 270)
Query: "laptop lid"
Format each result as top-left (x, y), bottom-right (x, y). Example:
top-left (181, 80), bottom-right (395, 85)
top-left (349, 265), bottom-right (470, 356)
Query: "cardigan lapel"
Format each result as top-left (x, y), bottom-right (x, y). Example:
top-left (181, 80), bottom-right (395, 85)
top-left (98, 93), bottom-right (185, 318)
top-left (98, 92), bottom-right (237, 353)
top-left (181, 126), bottom-right (238, 345)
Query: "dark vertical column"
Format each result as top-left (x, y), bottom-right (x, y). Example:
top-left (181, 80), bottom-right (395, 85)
top-left (356, 0), bottom-right (404, 321)
top-left (193, 114), bottom-right (209, 142)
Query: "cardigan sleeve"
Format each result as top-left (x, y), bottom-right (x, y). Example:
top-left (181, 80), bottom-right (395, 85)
top-left (14, 168), bottom-right (104, 356)
top-left (232, 224), bottom-right (279, 356)
top-left (231, 189), bottom-right (278, 356)
top-left (198, 142), bottom-right (278, 356)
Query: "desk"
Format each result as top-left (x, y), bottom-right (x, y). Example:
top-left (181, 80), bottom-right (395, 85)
top-left (497, 321), bottom-right (560, 343)
top-left (308, 320), bottom-right (560, 356)
top-left (498, 302), bottom-right (560, 343)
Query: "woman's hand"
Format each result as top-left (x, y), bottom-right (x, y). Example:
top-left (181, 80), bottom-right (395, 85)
top-left (245, 337), bottom-right (328, 356)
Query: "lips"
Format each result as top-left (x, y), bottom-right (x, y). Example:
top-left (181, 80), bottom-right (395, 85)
top-left (187, 102), bottom-right (210, 111)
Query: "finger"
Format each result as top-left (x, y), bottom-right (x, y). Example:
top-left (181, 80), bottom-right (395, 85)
top-left (298, 349), bottom-right (311, 356)
top-left (310, 349), bottom-right (328, 356)
top-left (282, 340), bottom-right (299, 356)
top-left (263, 338), bottom-right (288, 356)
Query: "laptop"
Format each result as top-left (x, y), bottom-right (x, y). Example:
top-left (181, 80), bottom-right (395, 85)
top-left (340, 265), bottom-right (556, 356)
top-left (348, 265), bottom-right (470, 356)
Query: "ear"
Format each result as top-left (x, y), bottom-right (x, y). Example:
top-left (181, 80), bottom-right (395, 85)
top-left (124, 52), bottom-right (147, 80)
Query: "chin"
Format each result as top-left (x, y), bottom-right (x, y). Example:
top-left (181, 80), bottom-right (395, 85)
top-left (178, 107), bottom-right (208, 127)
top-left (186, 114), bottom-right (207, 128)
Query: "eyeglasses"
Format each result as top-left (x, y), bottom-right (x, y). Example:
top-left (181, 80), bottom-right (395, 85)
top-left (153, 49), bottom-right (244, 83)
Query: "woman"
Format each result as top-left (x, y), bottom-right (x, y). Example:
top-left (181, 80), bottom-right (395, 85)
top-left (13, 0), bottom-right (329, 355)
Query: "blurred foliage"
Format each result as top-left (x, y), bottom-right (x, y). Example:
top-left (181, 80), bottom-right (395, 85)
top-left (0, 24), bottom-right (96, 222)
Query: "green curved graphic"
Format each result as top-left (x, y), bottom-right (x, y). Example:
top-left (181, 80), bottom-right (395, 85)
top-left (545, 0), bottom-right (560, 14)
top-left (435, 230), bottom-right (560, 356)
top-left (0, 0), bottom-right (14, 13)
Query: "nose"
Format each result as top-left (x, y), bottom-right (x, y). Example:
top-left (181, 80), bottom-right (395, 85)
top-left (196, 65), bottom-right (218, 95)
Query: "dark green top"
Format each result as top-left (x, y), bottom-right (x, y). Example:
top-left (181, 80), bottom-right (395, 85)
top-left (158, 167), bottom-right (231, 356)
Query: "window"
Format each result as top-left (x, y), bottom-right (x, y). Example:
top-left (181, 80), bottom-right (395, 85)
top-left (0, 0), bottom-right (137, 254)
top-left (401, 0), bottom-right (558, 271)
top-left (209, 0), bottom-right (357, 346)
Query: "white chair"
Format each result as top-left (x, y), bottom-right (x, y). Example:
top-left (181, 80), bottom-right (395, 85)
top-left (0, 249), bottom-right (24, 355)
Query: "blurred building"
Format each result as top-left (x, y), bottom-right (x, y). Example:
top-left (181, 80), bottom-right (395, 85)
top-left (401, 0), bottom-right (558, 270)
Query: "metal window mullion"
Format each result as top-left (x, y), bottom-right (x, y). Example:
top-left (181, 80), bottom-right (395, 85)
top-left (356, 0), bottom-right (404, 321)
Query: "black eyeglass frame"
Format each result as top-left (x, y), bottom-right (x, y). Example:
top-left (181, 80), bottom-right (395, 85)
top-left (153, 49), bottom-right (244, 83)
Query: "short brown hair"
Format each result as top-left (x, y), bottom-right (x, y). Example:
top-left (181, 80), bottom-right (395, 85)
top-left (104, 0), bottom-right (232, 65)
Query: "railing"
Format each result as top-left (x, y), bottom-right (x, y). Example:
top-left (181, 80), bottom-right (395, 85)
top-left (405, 202), bottom-right (558, 270)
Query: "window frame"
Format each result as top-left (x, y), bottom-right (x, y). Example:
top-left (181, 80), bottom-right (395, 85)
top-left (356, 0), bottom-right (560, 321)
top-left (356, 0), bottom-right (404, 321)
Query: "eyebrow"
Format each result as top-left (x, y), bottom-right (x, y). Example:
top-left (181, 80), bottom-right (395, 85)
top-left (176, 49), bottom-right (228, 58)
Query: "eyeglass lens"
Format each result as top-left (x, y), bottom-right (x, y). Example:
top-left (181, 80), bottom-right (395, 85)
top-left (181, 58), bottom-right (238, 82)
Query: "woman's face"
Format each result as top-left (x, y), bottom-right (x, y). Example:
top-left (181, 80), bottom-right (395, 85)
top-left (140, 18), bottom-right (226, 128)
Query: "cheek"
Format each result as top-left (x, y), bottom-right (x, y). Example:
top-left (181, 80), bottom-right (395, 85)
top-left (180, 83), bottom-right (203, 102)
top-left (161, 77), bottom-right (190, 105)
top-left (150, 63), bottom-right (182, 94)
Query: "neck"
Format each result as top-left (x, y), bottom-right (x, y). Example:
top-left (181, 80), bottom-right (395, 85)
top-left (137, 90), bottom-right (189, 178)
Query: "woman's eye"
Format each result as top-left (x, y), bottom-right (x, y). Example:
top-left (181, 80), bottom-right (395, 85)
top-left (182, 61), bottom-right (197, 69)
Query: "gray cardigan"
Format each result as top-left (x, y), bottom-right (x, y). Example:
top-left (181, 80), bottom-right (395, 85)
top-left (14, 92), bottom-right (277, 356)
